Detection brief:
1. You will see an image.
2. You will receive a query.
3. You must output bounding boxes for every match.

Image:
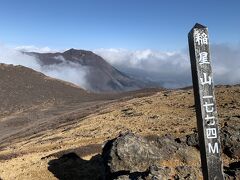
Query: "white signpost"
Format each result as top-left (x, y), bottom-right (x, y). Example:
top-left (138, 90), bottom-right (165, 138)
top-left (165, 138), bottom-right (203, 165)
top-left (188, 23), bottom-right (224, 180)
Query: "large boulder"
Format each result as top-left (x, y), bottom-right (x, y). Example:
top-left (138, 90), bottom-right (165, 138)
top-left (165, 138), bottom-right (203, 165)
top-left (102, 131), bottom-right (201, 179)
top-left (102, 132), bottom-right (164, 174)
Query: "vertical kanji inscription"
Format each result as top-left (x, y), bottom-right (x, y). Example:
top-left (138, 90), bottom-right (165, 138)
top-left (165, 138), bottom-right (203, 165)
top-left (188, 23), bottom-right (224, 180)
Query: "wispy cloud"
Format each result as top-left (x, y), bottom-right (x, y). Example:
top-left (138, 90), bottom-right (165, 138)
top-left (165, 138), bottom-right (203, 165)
top-left (95, 44), bottom-right (240, 88)
top-left (40, 56), bottom-right (90, 90)
top-left (211, 43), bottom-right (240, 84)
top-left (15, 45), bottom-right (57, 53)
top-left (0, 44), bottom-right (89, 89)
top-left (0, 44), bottom-right (41, 71)
top-left (94, 48), bottom-right (191, 88)
top-left (0, 43), bottom-right (239, 90)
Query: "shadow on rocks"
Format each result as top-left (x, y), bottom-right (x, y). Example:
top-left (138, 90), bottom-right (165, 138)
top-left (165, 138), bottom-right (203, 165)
top-left (48, 152), bottom-right (105, 180)
top-left (224, 161), bottom-right (240, 179)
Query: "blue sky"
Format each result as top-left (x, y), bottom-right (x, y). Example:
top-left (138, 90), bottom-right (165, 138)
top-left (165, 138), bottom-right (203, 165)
top-left (0, 0), bottom-right (240, 51)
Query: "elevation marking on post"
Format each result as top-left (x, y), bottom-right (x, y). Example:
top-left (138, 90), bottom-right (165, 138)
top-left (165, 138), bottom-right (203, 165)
top-left (188, 23), bottom-right (224, 180)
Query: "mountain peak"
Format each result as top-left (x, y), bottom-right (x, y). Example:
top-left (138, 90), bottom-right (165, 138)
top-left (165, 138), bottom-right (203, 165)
top-left (63, 48), bottom-right (91, 56)
top-left (29, 49), bottom-right (153, 93)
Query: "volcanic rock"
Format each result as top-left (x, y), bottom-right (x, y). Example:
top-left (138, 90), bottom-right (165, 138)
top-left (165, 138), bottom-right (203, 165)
top-left (185, 119), bottom-right (240, 159)
top-left (221, 121), bottom-right (240, 159)
top-left (102, 132), bottom-right (201, 179)
top-left (102, 132), bottom-right (163, 174)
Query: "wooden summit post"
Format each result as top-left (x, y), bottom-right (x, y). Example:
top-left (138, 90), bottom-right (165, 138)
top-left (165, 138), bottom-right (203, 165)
top-left (188, 23), bottom-right (224, 180)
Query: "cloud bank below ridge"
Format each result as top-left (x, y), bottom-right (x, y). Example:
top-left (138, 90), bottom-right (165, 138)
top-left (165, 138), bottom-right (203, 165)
top-left (0, 43), bottom-right (239, 90)
top-left (95, 43), bottom-right (240, 88)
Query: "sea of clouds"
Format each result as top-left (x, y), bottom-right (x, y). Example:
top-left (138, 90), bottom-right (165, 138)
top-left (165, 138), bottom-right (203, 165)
top-left (0, 43), bottom-right (239, 89)
top-left (95, 44), bottom-right (240, 88)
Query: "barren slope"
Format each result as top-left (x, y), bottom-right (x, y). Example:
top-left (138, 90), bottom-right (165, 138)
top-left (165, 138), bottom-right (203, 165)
top-left (0, 63), bottom-right (91, 114)
top-left (0, 85), bottom-right (239, 179)
top-left (0, 64), bottom-right (104, 146)
top-left (0, 63), bottom-right (159, 149)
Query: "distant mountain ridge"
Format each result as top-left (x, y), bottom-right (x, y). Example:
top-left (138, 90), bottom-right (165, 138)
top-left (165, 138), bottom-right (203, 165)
top-left (26, 49), bottom-right (157, 93)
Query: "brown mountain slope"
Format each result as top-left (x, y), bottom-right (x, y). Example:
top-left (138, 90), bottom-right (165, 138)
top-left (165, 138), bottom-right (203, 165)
top-left (0, 63), bottom-right (92, 114)
top-left (0, 63), bottom-right (159, 148)
top-left (0, 84), bottom-right (239, 179)
top-left (0, 63), bottom-right (101, 145)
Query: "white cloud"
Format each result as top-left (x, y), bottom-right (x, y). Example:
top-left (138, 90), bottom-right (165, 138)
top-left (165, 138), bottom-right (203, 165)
top-left (211, 43), bottom-right (240, 84)
top-left (41, 61), bottom-right (89, 90)
top-left (15, 45), bottom-right (57, 53)
top-left (0, 44), bottom-right (89, 89)
top-left (0, 44), bottom-right (41, 71)
top-left (95, 44), bottom-right (240, 88)
top-left (0, 43), bottom-right (239, 91)
top-left (94, 48), bottom-right (191, 88)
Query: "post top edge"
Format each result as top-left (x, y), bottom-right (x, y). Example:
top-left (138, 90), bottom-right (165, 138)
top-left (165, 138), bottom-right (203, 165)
top-left (188, 23), bottom-right (208, 36)
top-left (193, 23), bottom-right (207, 29)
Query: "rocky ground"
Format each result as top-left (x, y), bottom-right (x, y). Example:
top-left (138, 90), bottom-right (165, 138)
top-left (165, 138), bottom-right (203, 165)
top-left (0, 85), bottom-right (239, 179)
